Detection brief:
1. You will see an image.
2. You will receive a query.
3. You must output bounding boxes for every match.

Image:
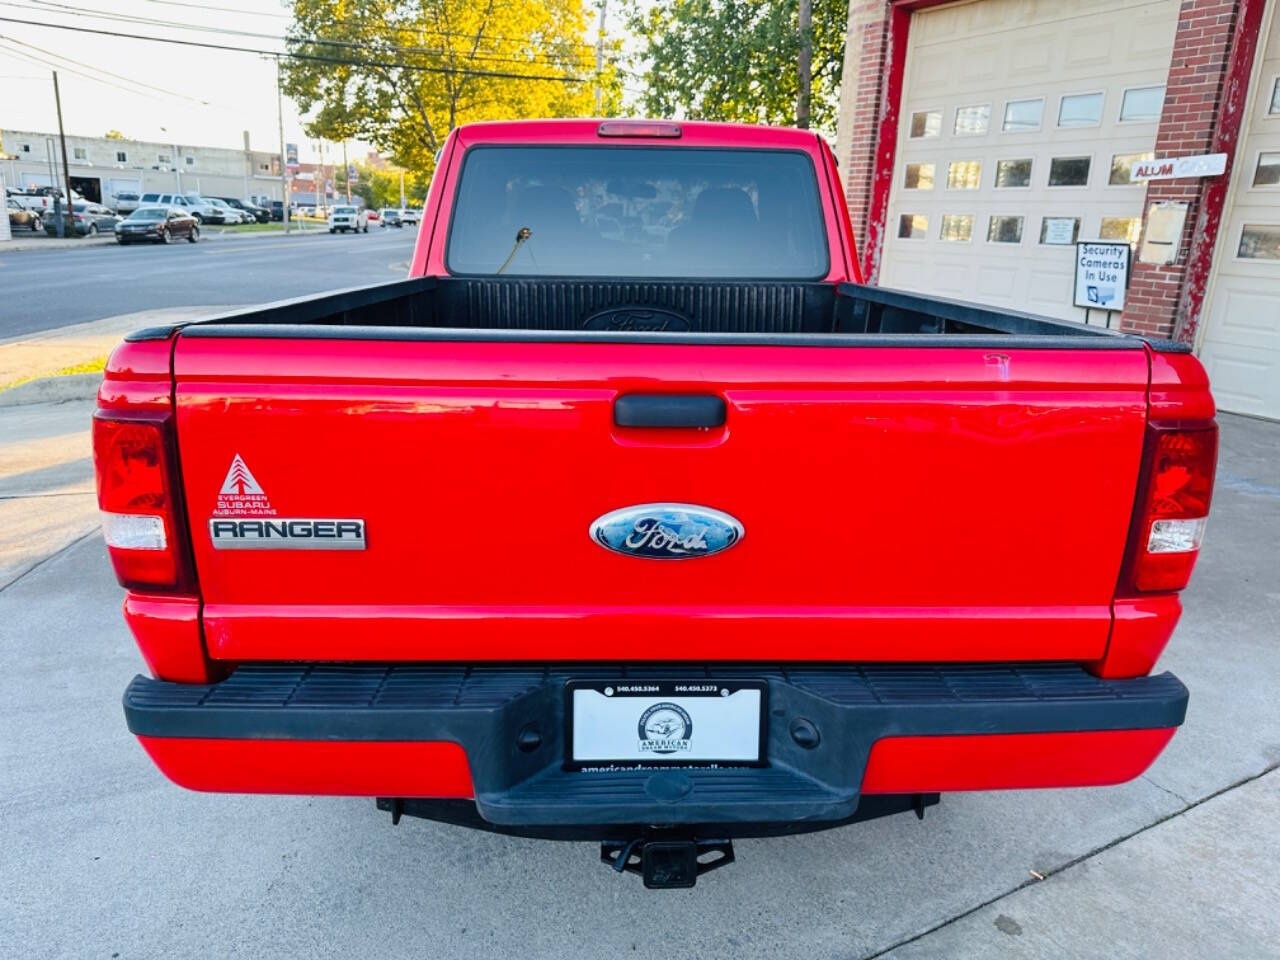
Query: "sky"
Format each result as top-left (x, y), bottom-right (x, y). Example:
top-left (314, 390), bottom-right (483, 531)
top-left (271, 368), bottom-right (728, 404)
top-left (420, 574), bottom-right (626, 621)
top-left (0, 0), bottom-right (628, 164)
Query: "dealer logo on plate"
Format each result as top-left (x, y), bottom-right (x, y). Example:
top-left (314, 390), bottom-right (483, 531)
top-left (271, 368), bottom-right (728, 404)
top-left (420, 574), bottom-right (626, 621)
top-left (637, 702), bottom-right (693, 754)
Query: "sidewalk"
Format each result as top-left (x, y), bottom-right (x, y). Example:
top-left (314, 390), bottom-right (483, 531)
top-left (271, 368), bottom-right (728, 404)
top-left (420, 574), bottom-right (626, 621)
top-left (0, 395), bottom-right (97, 588)
top-left (0, 306), bottom-right (231, 400)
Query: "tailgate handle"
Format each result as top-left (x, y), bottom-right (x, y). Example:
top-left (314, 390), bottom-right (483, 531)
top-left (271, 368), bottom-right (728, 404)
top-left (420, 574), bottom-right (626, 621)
top-left (614, 394), bottom-right (726, 429)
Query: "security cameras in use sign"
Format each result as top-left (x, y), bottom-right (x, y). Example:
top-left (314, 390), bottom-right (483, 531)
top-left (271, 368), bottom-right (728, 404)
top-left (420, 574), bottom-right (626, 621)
top-left (1074, 241), bottom-right (1132, 313)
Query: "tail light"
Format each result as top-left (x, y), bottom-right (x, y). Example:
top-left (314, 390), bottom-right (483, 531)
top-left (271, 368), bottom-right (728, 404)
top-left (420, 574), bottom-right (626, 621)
top-left (93, 413), bottom-right (193, 592)
top-left (1121, 422), bottom-right (1218, 593)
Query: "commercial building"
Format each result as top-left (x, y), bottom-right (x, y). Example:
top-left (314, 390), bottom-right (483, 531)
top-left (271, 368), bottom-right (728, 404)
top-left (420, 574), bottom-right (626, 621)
top-left (837, 0), bottom-right (1278, 419)
top-left (1, 129), bottom-right (285, 207)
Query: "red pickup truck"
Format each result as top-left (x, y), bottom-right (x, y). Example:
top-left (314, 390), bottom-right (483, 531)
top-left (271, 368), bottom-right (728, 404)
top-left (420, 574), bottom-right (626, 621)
top-left (97, 120), bottom-right (1216, 888)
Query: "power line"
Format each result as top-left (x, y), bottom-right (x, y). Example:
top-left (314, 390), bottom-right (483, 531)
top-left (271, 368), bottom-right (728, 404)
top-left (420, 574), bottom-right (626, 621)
top-left (132, 0), bottom-right (600, 51)
top-left (143, 0), bottom-right (292, 18)
top-left (0, 2), bottom-right (611, 71)
top-left (9, 0), bottom-right (605, 68)
top-left (0, 30), bottom-right (235, 106)
top-left (0, 36), bottom-right (176, 101)
top-left (0, 15), bottom-right (590, 81)
top-left (19, 0), bottom-right (603, 55)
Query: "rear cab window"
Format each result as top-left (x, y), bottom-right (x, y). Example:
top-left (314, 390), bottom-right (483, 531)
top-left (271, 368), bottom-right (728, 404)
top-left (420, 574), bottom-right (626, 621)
top-left (446, 146), bottom-right (829, 278)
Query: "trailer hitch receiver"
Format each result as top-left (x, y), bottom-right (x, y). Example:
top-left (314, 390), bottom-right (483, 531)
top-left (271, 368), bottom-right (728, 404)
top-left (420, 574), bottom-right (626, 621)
top-left (601, 837), bottom-right (735, 888)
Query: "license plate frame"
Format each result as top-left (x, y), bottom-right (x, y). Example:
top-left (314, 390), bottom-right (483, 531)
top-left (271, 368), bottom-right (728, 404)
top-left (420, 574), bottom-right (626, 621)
top-left (564, 679), bottom-right (768, 769)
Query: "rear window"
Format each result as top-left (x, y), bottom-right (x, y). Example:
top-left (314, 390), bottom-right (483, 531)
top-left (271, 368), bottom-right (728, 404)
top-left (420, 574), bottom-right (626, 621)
top-left (141, 194), bottom-right (160, 202)
top-left (447, 146), bottom-right (829, 278)
top-left (334, 206), bottom-right (356, 214)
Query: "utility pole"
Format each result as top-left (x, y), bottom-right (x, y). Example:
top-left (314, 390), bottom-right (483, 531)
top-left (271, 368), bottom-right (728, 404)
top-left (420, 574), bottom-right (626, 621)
top-left (52, 71), bottom-right (75, 237)
top-left (594, 0), bottom-right (608, 116)
top-left (399, 169), bottom-right (405, 209)
top-left (342, 140), bottom-right (349, 203)
top-left (44, 137), bottom-right (56, 192)
top-left (276, 56), bottom-right (290, 234)
top-left (796, 0), bottom-right (812, 130)
top-left (319, 140), bottom-right (327, 217)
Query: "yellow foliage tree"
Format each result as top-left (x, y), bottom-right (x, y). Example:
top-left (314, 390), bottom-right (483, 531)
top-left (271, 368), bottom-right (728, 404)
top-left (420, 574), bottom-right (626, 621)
top-left (282, 0), bottom-right (621, 178)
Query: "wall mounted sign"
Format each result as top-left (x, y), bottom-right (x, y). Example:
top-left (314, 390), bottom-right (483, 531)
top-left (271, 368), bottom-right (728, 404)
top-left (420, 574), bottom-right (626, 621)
top-left (1130, 153), bottom-right (1227, 181)
top-left (1139, 201), bottom-right (1190, 265)
top-left (1074, 241), bottom-right (1132, 312)
top-left (1042, 218), bottom-right (1077, 246)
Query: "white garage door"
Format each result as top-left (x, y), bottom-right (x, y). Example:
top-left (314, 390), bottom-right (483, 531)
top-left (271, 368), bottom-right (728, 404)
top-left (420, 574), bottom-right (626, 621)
top-left (1198, 4), bottom-right (1280, 421)
top-left (880, 0), bottom-right (1178, 324)
top-left (106, 178), bottom-right (142, 198)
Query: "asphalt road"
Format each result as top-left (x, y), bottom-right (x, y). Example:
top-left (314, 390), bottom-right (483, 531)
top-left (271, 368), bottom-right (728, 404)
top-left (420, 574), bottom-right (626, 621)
top-left (0, 226), bottom-right (419, 339)
top-left (1, 400), bottom-right (1278, 958)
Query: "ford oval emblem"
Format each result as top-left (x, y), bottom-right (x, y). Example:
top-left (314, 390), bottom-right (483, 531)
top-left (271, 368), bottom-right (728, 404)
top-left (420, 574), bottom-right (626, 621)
top-left (590, 503), bottom-right (743, 559)
top-left (583, 307), bottom-right (691, 332)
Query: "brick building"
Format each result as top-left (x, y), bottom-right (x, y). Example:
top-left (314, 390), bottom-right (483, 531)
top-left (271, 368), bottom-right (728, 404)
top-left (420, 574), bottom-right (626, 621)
top-left (836, 0), bottom-right (1278, 419)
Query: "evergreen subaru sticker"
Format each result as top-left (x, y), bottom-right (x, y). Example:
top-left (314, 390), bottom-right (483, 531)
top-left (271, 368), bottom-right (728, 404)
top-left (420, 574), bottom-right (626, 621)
top-left (213, 453), bottom-right (275, 517)
top-left (638, 702), bottom-right (693, 753)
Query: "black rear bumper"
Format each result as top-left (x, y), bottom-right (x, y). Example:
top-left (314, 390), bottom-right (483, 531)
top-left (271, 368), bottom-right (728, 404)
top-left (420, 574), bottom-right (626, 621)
top-left (124, 663), bottom-right (1187, 828)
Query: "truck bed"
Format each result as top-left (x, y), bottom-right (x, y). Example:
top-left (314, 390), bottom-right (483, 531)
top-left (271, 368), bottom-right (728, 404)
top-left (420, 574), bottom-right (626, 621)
top-left (133, 276), bottom-right (1190, 351)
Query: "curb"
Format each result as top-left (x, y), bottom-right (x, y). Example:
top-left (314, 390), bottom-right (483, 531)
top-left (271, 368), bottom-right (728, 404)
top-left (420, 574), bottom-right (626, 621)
top-left (0, 372), bottom-right (101, 407)
top-left (0, 236), bottom-right (118, 253)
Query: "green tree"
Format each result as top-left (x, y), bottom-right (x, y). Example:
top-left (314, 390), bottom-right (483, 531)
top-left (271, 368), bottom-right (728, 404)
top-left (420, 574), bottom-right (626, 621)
top-left (624, 0), bottom-right (846, 134)
top-left (337, 161), bottom-right (429, 209)
top-left (282, 0), bottom-right (621, 177)
top-left (103, 130), bottom-right (127, 140)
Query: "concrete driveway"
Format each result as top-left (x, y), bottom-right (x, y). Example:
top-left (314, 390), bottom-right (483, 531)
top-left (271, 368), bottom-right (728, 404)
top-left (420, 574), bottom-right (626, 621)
top-left (1, 407), bottom-right (1276, 959)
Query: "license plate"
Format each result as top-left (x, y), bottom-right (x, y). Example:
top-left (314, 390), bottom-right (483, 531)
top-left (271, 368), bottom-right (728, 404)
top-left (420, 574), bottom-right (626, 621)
top-left (567, 679), bottom-right (766, 766)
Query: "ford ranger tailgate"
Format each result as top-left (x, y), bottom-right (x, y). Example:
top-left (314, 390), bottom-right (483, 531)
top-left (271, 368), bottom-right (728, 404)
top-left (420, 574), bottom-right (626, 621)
top-left (172, 334), bottom-right (1150, 663)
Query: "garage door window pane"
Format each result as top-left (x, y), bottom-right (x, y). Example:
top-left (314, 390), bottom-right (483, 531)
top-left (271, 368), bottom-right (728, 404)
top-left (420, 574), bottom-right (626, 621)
top-left (904, 163), bottom-right (935, 189)
top-left (1238, 224), bottom-right (1280, 260)
top-left (1110, 152), bottom-right (1154, 185)
top-left (910, 111), bottom-right (942, 138)
top-left (1253, 153), bottom-right (1280, 187)
top-left (954, 105), bottom-right (990, 136)
top-left (987, 216), bottom-right (1024, 243)
top-left (1059, 93), bottom-right (1103, 127)
top-left (940, 214), bottom-right (973, 242)
top-left (1120, 86), bottom-right (1165, 122)
top-left (947, 160), bottom-right (982, 189)
top-left (994, 158), bottom-right (1032, 188)
top-left (1100, 217), bottom-right (1142, 245)
top-left (898, 214), bottom-right (928, 239)
top-left (1049, 156), bottom-right (1091, 187)
top-left (1040, 217), bottom-right (1080, 245)
top-left (1002, 99), bottom-right (1043, 132)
